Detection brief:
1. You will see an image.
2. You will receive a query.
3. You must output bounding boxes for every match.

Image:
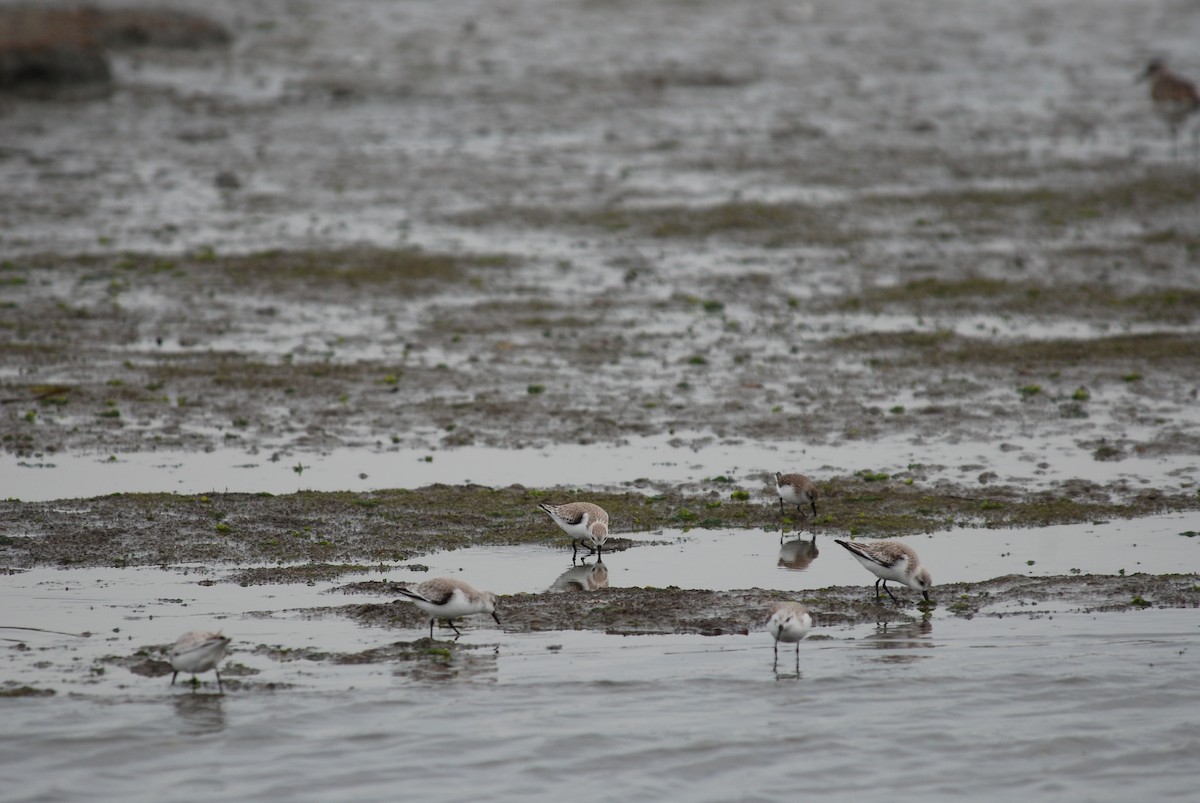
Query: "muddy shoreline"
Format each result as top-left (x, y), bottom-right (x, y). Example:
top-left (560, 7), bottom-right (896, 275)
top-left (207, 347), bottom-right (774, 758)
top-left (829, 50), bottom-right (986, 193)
top-left (69, 572), bottom-right (1200, 694)
top-left (335, 573), bottom-right (1200, 638)
top-left (2, 481), bottom-right (1196, 571)
top-left (2, 480), bottom-right (1196, 639)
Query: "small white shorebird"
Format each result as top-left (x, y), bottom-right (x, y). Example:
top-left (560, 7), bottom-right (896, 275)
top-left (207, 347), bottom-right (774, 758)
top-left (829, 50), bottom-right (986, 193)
top-left (766, 601), bottom-right (813, 667)
top-left (538, 501), bottom-right (610, 560)
top-left (169, 631), bottom-right (230, 692)
top-left (396, 577), bottom-right (501, 639)
top-left (775, 472), bottom-right (819, 519)
top-left (835, 538), bottom-right (932, 603)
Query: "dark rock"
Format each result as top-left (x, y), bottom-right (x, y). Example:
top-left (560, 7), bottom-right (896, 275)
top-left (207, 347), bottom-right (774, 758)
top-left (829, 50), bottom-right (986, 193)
top-left (0, 9), bottom-right (111, 89)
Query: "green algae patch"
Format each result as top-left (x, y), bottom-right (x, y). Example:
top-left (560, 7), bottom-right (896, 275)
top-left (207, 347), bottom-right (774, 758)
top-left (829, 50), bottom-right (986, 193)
top-left (837, 278), bottom-right (1200, 324)
top-left (834, 331), bottom-right (1198, 369)
top-left (0, 685), bottom-right (56, 698)
top-left (448, 200), bottom-right (858, 247)
top-left (101, 247), bottom-right (512, 291)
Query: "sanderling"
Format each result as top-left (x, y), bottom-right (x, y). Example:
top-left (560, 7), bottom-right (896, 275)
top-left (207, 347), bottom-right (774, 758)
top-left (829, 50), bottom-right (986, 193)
top-left (169, 630), bottom-right (230, 692)
top-left (834, 538), bottom-right (932, 603)
top-left (550, 559), bottom-right (609, 592)
top-left (1139, 58), bottom-right (1200, 159)
top-left (766, 601), bottom-right (813, 665)
top-left (775, 472), bottom-right (818, 518)
top-left (538, 501), bottom-right (610, 559)
top-left (396, 577), bottom-right (501, 639)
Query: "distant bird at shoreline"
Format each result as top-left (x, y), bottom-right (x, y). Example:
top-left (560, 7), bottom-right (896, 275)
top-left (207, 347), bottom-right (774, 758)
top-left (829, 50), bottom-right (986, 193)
top-left (835, 538), bottom-right (932, 603)
top-left (775, 472), bottom-right (818, 518)
top-left (1139, 58), bottom-right (1200, 160)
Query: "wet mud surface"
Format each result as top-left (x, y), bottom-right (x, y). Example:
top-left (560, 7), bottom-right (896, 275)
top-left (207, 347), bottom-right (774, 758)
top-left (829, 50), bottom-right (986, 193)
top-left (334, 573), bottom-right (1200, 639)
top-left (1, 0), bottom-right (1199, 662)
top-left (1, 482), bottom-right (1196, 570)
top-left (1, 1), bottom-right (1198, 470)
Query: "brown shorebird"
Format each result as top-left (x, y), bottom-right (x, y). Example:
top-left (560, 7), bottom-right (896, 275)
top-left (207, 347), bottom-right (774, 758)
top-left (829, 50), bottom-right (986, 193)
top-left (835, 538), bottom-right (933, 603)
top-left (538, 501), bottom-right (610, 560)
top-left (1139, 58), bottom-right (1200, 160)
top-left (774, 472), bottom-right (818, 518)
top-left (396, 577), bottom-right (501, 639)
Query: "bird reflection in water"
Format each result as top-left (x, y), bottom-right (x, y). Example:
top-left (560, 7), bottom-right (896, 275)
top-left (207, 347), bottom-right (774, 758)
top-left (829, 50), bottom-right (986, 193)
top-left (172, 693), bottom-right (226, 736)
top-left (777, 525), bottom-right (819, 574)
top-left (549, 559), bottom-right (609, 592)
top-left (862, 619), bottom-right (934, 664)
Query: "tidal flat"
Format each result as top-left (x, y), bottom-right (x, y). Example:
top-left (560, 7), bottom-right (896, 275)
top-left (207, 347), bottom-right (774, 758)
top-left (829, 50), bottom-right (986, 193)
top-left (2, 0), bottom-right (1200, 799)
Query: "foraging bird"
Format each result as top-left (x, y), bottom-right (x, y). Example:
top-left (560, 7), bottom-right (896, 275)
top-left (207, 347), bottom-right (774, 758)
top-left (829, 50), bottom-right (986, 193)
top-left (765, 601), bottom-right (813, 666)
top-left (538, 501), bottom-right (610, 560)
top-left (169, 631), bottom-right (230, 692)
top-left (1139, 58), bottom-right (1200, 159)
top-left (775, 472), bottom-right (818, 518)
top-left (396, 577), bottom-right (501, 639)
top-left (834, 538), bottom-right (932, 603)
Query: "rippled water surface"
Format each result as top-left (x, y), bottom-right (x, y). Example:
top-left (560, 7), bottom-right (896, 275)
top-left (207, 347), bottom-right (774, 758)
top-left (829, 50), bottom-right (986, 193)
top-left (4, 532), bottom-right (1200, 801)
top-left (3, 612), bottom-right (1199, 801)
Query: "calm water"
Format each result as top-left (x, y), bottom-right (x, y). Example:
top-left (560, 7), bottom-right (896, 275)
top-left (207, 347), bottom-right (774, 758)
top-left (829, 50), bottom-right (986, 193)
top-left (3, 513), bottom-right (1200, 802)
top-left (3, 613), bottom-right (1199, 801)
top-left (4, 430), bottom-right (1198, 501)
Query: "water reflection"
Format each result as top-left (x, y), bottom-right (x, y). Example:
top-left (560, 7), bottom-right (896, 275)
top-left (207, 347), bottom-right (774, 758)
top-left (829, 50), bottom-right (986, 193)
top-left (773, 661), bottom-right (804, 681)
top-left (172, 693), bottom-right (226, 735)
top-left (777, 534), bottom-right (820, 573)
top-left (771, 638), bottom-right (805, 680)
top-left (403, 644), bottom-right (500, 684)
top-left (860, 620), bottom-right (935, 663)
top-left (549, 559), bottom-right (609, 593)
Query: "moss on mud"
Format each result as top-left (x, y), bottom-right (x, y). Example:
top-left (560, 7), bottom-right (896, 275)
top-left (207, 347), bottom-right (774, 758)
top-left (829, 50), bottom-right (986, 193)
top-left (0, 480), bottom-right (1195, 571)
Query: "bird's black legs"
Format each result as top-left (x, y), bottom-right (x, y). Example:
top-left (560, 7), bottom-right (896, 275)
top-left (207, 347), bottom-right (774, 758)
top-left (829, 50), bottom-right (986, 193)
top-left (447, 619), bottom-right (463, 637)
top-left (572, 539), bottom-right (600, 563)
top-left (428, 618), bottom-right (435, 640)
top-left (877, 580), bottom-right (900, 604)
top-left (171, 671), bottom-right (178, 686)
top-left (215, 669), bottom-right (224, 694)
